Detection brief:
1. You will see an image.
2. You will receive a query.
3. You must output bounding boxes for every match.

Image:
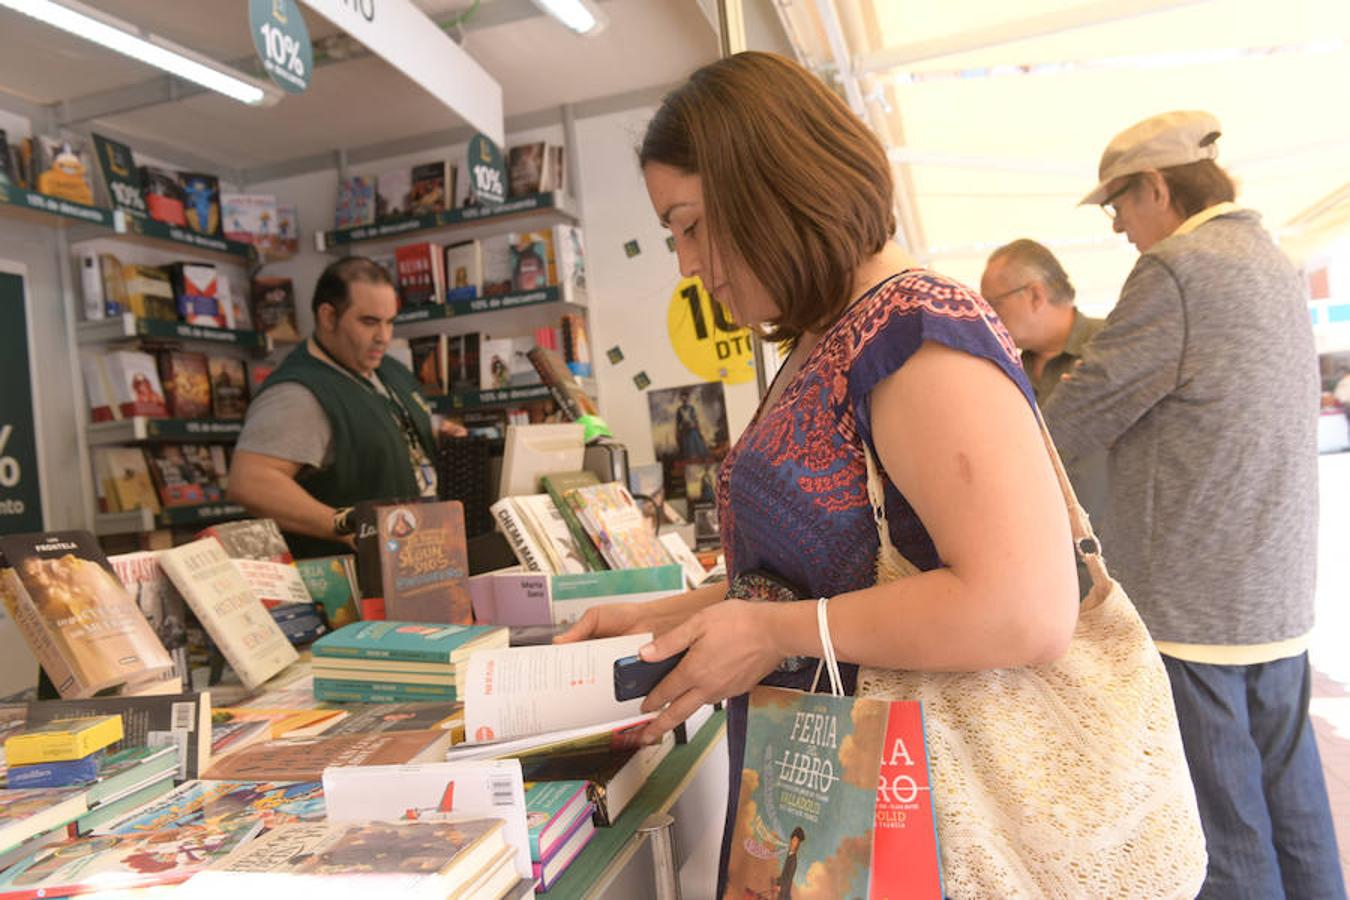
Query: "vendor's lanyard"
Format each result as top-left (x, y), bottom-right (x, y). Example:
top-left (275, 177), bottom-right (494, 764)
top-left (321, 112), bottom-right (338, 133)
top-left (313, 337), bottom-right (426, 456)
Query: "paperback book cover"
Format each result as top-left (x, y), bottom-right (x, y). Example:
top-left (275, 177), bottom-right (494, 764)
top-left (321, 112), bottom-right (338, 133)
top-left (0, 130), bottom-right (15, 187)
top-left (91, 133), bottom-right (146, 218)
top-left (723, 686), bottom-right (889, 900)
top-left (563, 482), bottom-right (673, 571)
top-left (396, 242), bottom-right (444, 309)
top-left (295, 555), bottom-right (361, 630)
top-left (140, 165), bottom-right (186, 226)
top-left (274, 204), bottom-right (299, 258)
top-left (122, 263), bottom-right (176, 321)
top-left (534, 807), bottom-right (594, 891)
top-left (0, 821), bottom-right (260, 896)
top-left (409, 160), bottom-right (449, 214)
top-left (334, 175), bottom-right (375, 228)
top-left (409, 335), bottom-right (449, 396)
top-left (102, 779), bottom-right (326, 835)
top-left (0, 787), bottom-right (88, 855)
top-left (101, 448), bottom-right (161, 515)
top-left (24, 691), bottom-right (213, 781)
top-left (539, 471), bottom-right (607, 572)
top-left (444, 239), bottom-right (482, 302)
top-left (220, 192), bottom-right (277, 246)
top-left (100, 350), bottom-right (169, 419)
top-left (372, 501), bottom-right (473, 625)
top-left (178, 819), bottom-right (508, 896)
top-left (179, 171), bottom-right (222, 237)
top-left (509, 231), bottom-right (550, 292)
top-left (248, 276), bottom-right (301, 343)
top-left (34, 135), bottom-right (95, 205)
top-left (525, 779), bottom-right (591, 860)
top-left (144, 445), bottom-right (209, 507)
top-left (166, 263), bottom-right (232, 329)
top-left (198, 518), bottom-right (310, 609)
top-left (507, 142), bottom-right (548, 197)
top-left (376, 168), bottom-right (412, 221)
top-left (207, 356), bottom-right (248, 419)
top-left (158, 350), bottom-right (213, 419)
top-left (4, 714), bottom-right (123, 766)
top-left (0, 532), bottom-right (175, 698)
top-left (157, 538), bottom-right (298, 691)
top-left (201, 729), bottom-right (458, 782)
top-left (6, 751), bottom-right (104, 787)
top-left (320, 701), bottom-right (463, 737)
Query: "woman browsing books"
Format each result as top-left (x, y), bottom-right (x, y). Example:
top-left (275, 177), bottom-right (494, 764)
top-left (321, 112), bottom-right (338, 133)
top-left (556, 52), bottom-right (1081, 892)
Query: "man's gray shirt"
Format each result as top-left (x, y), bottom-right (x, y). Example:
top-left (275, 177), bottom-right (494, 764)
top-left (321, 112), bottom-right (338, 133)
top-left (1043, 209), bottom-right (1319, 645)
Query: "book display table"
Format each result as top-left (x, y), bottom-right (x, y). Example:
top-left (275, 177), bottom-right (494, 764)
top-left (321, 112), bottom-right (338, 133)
top-left (550, 712), bottom-right (728, 899)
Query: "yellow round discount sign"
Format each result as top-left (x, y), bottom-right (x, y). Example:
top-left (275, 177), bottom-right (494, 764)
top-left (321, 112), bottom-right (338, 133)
top-left (666, 276), bottom-right (756, 384)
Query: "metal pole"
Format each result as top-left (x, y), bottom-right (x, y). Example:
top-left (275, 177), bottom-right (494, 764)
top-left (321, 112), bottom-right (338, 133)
top-left (639, 812), bottom-right (682, 900)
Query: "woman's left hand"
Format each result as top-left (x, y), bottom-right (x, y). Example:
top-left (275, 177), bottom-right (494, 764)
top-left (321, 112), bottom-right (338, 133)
top-left (636, 599), bottom-right (785, 742)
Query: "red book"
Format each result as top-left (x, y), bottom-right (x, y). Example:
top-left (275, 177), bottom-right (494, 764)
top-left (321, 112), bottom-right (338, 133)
top-left (870, 700), bottom-right (944, 899)
top-left (395, 242), bottom-right (444, 309)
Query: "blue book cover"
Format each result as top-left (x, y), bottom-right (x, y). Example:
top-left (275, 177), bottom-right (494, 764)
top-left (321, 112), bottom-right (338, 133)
top-left (102, 779), bottom-right (325, 835)
top-left (6, 751), bottom-right (103, 788)
top-left (312, 621), bottom-right (504, 664)
top-left (723, 686), bottom-right (889, 899)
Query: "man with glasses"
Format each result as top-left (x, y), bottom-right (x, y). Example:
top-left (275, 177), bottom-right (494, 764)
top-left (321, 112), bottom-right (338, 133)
top-left (1042, 111), bottom-right (1341, 899)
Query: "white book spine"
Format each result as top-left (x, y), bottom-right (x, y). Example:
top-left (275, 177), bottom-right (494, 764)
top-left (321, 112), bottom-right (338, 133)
top-left (490, 497), bottom-right (548, 573)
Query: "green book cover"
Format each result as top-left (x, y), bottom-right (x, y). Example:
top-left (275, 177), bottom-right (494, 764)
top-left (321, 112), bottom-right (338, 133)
top-left (91, 133), bottom-right (147, 218)
top-left (540, 471), bottom-right (607, 571)
top-left (314, 679), bottom-right (457, 704)
top-left (724, 686), bottom-right (889, 899)
top-left (549, 565), bottom-right (683, 601)
top-left (525, 779), bottom-right (589, 860)
top-left (295, 555), bottom-right (361, 629)
top-left (311, 621), bottom-right (503, 664)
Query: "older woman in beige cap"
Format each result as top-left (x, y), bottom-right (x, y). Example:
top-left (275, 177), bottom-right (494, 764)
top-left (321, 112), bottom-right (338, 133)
top-left (1044, 111), bottom-right (1343, 899)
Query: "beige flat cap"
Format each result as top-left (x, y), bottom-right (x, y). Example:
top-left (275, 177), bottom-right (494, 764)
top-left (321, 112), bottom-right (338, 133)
top-left (1080, 110), bottom-right (1222, 206)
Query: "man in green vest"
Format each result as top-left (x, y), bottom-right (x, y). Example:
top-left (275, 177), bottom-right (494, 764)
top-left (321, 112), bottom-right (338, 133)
top-left (229, 256), bottom-right (444, 559)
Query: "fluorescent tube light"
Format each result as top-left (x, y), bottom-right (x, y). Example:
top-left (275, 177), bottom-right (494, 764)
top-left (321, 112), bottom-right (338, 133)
top-left (530, 0), bottom-right (607, 36)
top-left (0, 0), bottom-right (283, 106)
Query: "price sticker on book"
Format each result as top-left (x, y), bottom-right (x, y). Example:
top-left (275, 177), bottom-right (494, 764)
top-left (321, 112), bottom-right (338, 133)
top-left (667, 277), bottom-right (755, 384)
top-left (467, 133), bottom-right (507, 206)
top-left (250, 0), bottom-right (313, 94)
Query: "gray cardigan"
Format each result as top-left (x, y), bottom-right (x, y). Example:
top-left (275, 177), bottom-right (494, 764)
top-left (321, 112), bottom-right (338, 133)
top-left (1043, 208), bottom-right (1318, 646)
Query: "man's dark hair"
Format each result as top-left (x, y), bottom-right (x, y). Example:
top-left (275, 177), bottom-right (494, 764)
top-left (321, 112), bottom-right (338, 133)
top-left (311, 256), bottom-right (394, 319)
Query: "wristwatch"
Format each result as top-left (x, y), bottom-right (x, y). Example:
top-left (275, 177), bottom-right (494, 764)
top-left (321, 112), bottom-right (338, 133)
top-left (332, 506), bottom-right (356, 537)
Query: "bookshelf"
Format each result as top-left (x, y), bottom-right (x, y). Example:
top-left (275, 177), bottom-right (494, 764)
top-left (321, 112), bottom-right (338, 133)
top-left (0, 183), bottom-right (114, 229)
top-left (316, 191), bottom-right (579, 252)
top-left (93, 501), bottom-right (248, 537)
top-left (85, 418), bottom-right (244, 445)
top-left (429, 379), bottom-right (596, 413)
top-left (77, 313), bottom-right (272, 354)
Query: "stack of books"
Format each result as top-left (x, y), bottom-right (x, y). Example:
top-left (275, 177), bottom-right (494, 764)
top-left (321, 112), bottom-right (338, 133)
top-left (525, 780), bottom-right (595, 892)
top-left (310, 621), bottom-right (508, 704)
top-left (4, 715), bottom-right (124, 787)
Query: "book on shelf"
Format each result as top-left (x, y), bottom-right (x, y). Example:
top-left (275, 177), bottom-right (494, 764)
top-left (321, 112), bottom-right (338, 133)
top-left (100, 778), bottom-right (326, 835)
top-left (77, 251), bottom-right (129, 321)
top-left (0, 531), bottom-right (175, 698)
top-left (0, 129), bottom-right (16, 187)
top-left (409, 159), bottom-right (451, 215)
top-left (202, 728), bottom-right (459, 781)
top-left (0, 787), bottom-right (88, 856)
top-left (396, 241), bottom-right (445, 309)
top-left (524, 779), bottom-right (590, 861)
top-left (207, 356), bottom-right (249, 419)
top-left (481, 234), bottom-right (516, 296)
top-left (444, 239), bottom-right (483, 302)
top-left (143, 444), bottom-right (209, 506)
top-left (33, 134), bottom-right (95, 205)
top-left (295, 555), bottom-right (361, 630)
top-left (275, 203), bottom-right (299, 258)
top-left (527, 346), bottom-right (600, 422)
top-left (25, 691), bottom-right (213, 780)
top-left (563, 481), bottom-right (673, 571)
top-left (140, 164), bottom-right (187, 226)
top-left (360, 501), bottom-right (474, 625)
top-left (0, 820), bottom-right (262, 895)
top-left (462, 633), bottom-right (651, 744)
top-left (158, 538), bottom-right (298, 691)
top-left (534, 804), bottom-right (595, 890)
top-left (4, 714), bottom-right (123, 766)
top-left (507, 141), bottom-right (563, 197)
top-left (248, 276), bottom-right (301, 343)
top-left (158, 350), bottom-right (213, 419)
top-left (122, 262), bottom-right (177, 321)
top-left (335, 175), bottom-right (376, 228)
top-left (540, 470), bottom-right (608, 571)
top-left (519, 732), bottom-right (674, 828)
top-left (376, 167), bottom-right (412, 221)
top-left (91, 133), bottom-right (147, 218)
top-left (409, 334), bottom-right (449, 396)
top-left (509, 231), bottom-right (550, 292)
top-left (322, 757), bottom-right (532, 879)
top-left (197, 518), bottom-right (311, 609)
top-left (94, 349), bottom-right (170, 420)
top-left (479, 335), bottom-right (539, 390)
top-left (166, 262), bottom-right (233, 329)
top-left (560, 312), bottom-right (592, 377)
top-left (220, 192), bottom-right (277, 246)
top-left (448, 332), bottom-right (481, 393)
top-left (100, 447), bottom-right (162, 514)
top-left (179, 171), bottom-right (222, 236)
top-left (177, 819), bottom-right (515, 898)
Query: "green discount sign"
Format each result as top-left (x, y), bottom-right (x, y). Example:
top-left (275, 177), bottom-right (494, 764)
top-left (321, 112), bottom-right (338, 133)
top-left (667, 276), bottom-right (756, 384)
top-left (250, 0), bottom-right (313, 94)
top-left (0, 270), bottom-right (42, 534)
top-left (467, 133), bottom-right (507, 207)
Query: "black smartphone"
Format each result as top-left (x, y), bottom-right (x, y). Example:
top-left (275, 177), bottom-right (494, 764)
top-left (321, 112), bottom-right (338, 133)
top-left (613, 650), bottom-right (687, 702)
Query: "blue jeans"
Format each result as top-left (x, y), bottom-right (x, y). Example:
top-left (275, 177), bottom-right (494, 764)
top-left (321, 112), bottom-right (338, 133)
top-left (1164, 652), bottom-right (1346, 899)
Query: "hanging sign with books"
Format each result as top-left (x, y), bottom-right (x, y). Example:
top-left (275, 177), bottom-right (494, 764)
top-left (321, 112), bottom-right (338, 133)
top-left (0, 268), bottom-right (42, 534)
top-left (249, 0), bottom-right (312, 94)
top-left (667, 276), bottom-right (755, 384)
top-left (466, 133), bottom-right (507, 207)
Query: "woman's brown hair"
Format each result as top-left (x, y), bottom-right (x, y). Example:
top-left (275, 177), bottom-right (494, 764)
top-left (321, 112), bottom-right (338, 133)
top-left (1159, 159), bottom-right (1236, 220)
top-left (639, 52), bottom-right (895, 342)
